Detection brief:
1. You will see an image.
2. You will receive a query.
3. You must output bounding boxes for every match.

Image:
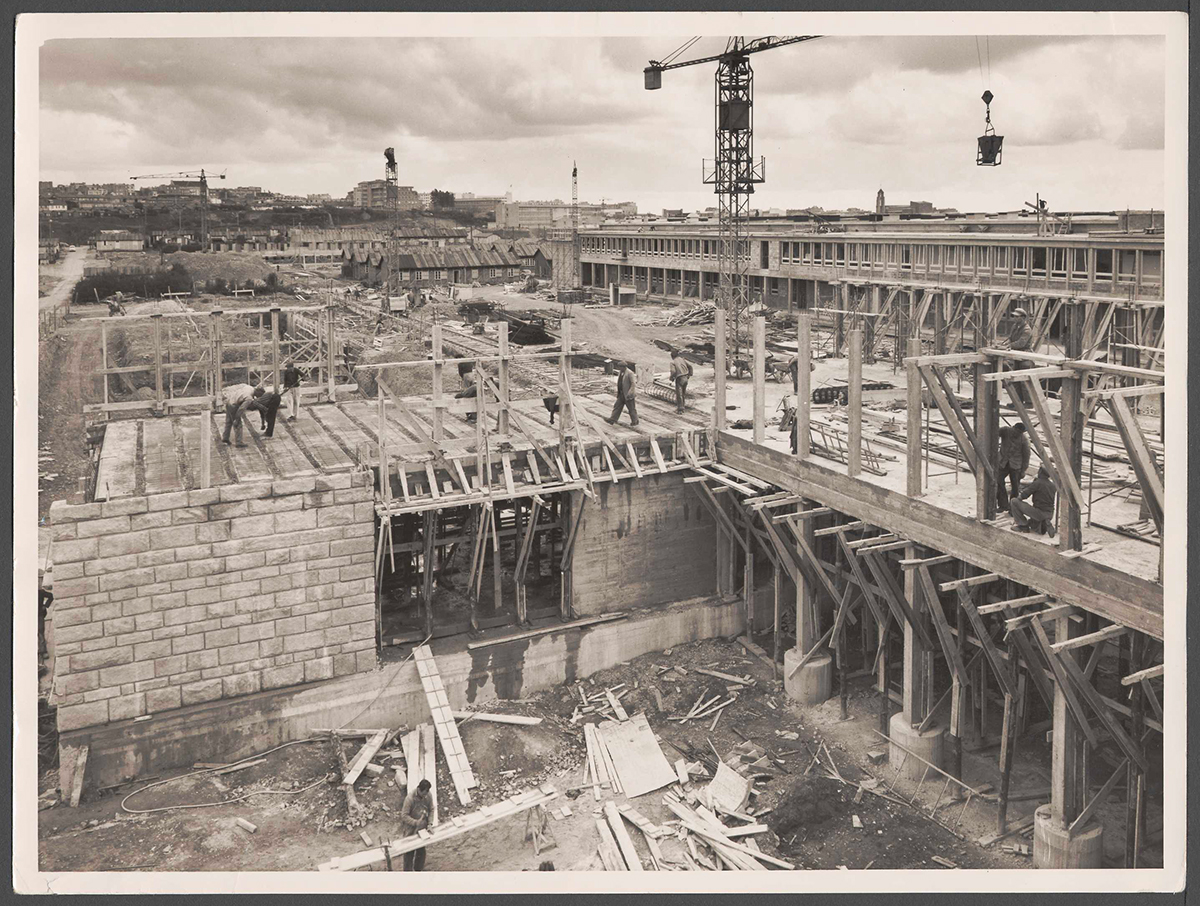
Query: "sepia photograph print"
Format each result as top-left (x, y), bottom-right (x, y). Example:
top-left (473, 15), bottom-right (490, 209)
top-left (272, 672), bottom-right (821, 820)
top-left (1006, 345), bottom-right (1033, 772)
top-left (12, 10), bottom-right (1187, 895)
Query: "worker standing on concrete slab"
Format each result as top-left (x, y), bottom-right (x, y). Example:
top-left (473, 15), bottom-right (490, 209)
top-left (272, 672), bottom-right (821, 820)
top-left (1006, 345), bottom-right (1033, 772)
top-left (1010, 465), bottom-right (1056, 536)
top-left (995, 422), bottom-right (1030, 510)
top-left (221, 384), bottom-right (262, 447)
top-left (606, 362), bottom-right (638, 427)
top-left (250, 387), bottom-right (284, 438)
top-left (282, 360), bottom-right (302, 421)
top-left (669, 349), bottom-right (692, 413)
top-left (399, 778), bottom-right (433, 871)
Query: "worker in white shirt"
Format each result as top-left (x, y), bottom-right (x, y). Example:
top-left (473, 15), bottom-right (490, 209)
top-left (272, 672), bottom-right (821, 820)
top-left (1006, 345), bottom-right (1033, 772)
top-left (222, 383), bottom-right (263, 447)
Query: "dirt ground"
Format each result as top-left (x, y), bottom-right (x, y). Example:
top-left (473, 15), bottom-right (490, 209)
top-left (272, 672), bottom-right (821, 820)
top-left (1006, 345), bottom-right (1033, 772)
top-left (40, 637), bottom-right (1061, 873)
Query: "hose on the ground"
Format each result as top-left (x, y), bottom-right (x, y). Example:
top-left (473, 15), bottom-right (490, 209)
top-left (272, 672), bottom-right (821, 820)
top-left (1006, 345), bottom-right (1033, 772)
top-left (120, 633), bottom-right (433, 815)
top-left (120, 739), bottom-right (327, 814)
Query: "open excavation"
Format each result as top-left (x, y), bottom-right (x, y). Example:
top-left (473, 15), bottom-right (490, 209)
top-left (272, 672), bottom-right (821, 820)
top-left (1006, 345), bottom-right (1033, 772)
top-left (29, 26), bottom-right (1173, 886)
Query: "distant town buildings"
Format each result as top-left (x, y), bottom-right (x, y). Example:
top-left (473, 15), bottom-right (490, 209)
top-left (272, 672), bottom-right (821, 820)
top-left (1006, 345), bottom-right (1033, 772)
top-left (347, 180), bottom-right (421, 211)
top-left (494, 199), bottom-right (638, 232)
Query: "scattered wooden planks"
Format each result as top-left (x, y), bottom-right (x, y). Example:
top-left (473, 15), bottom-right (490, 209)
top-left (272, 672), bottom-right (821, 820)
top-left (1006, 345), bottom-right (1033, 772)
top-left (319, 785), bottom-right (559, 871)
top-left (341, 730), bottom-right (388, 786)
top-left (594, 818), bottom-right (628, 871)
top-left (603, 800), bottom-right (645, 870)
top-left (414, 645), bottom-right (477, 806)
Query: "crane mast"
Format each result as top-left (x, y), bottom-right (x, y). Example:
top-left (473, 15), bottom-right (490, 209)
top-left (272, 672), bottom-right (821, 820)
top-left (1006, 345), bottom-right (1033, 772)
top-left (646, 35), bottom-right (819, 361)
top-left (129, 168), bottom-right (226, 251)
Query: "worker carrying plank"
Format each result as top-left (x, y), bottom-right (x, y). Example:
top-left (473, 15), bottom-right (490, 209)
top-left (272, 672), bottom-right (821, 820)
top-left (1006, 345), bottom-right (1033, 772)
top-left (1010, 465), bottom-right (1056, 536)
top-left (669, 349), bottom-right (693, 414)
top-left (399, 778), bottom-right (433, 871)
top-left (605, 362), bottom-right (639, 427)
top-left (995, 422), bottom-right (1030, 510)
top-left (221, 384), bottom-right (263, 447)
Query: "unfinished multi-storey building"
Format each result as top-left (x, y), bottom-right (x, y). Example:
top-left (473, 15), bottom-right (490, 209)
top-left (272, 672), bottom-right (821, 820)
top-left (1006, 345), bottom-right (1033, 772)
top-left (43, 212), bottom-right (1166, 868)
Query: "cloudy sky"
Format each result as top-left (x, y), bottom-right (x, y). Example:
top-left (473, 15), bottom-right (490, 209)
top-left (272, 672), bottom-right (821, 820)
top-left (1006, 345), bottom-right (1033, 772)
top-left (39, 33), bottom-right (1165, 214)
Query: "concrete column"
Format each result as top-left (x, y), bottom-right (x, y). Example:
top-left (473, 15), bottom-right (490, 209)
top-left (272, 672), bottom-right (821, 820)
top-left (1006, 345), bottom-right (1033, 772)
top-left (1035, 613), bottom-right (1103, 867)
top-left (783, 506), bottom-right (832, 706)
top-left (889, 542), bottom-right (944, 779)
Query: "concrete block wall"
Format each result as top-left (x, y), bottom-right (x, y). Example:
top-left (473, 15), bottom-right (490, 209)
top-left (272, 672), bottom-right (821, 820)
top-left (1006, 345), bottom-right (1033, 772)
top-left (47, 470), bottom-right (379, 733)
top-left (571, 472), bottom-right (717, 616)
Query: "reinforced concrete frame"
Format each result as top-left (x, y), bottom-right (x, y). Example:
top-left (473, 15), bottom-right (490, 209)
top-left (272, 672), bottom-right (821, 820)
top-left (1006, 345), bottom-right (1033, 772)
top-left (696, 310), bottom-right (1164, 867)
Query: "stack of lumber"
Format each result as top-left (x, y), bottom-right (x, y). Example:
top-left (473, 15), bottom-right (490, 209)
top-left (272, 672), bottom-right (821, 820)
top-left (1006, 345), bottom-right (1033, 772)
top-left (400, 724), bottom-right (440, 827)
top-left (664, 302), bottom-right (717, 326)
top-left (318, 785), bottom-right (560, 871)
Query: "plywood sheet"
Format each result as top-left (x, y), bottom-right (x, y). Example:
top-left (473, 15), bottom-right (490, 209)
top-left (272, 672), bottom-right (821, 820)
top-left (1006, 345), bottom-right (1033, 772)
top-left (596, 713), bottom-right (676, 799)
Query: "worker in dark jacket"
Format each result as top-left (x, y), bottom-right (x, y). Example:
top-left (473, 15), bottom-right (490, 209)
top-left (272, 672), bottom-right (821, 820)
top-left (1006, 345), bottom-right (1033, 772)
top-left (282, 360), bottom-right (302, 421)
top-left (995, 423), bottom-right (1030, 509)
top-left (1008, 307), bottom-right (1034, 354)
top-left (1010, 466), bottom-right (1056, 535)
top-left (605, 362), bottom-right (638, 427)
top-left (669, 349), bottom-right (692, 413)
top-left (249, 387), bottom-right (284, 438)
top-left (399, 779), bottom-right (433, 871)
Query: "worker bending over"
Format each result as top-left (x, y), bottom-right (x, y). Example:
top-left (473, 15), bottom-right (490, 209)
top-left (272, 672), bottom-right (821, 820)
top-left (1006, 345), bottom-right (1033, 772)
top-left (669, 349), bottom-right (693, 414)
top-left (1010, 465), bottom-right (1057, 536)
top-left (222, 384), bottom-right (263, 447)
top-left (605, 362), bottom-right (638, 427)
top-left (250, 386), bottom-right (284, 438)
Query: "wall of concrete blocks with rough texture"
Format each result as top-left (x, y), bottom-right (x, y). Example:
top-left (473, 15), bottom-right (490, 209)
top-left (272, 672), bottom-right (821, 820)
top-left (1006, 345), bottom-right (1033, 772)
top-left (47, 470), bottom-right (379, 734)
top-left (570, 472), bottom-right (718, 616)
top-left (61, 594), bottom-right (743, 791)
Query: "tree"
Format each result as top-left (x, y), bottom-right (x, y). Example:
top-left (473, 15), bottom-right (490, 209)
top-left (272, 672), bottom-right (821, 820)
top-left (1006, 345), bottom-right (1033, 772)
top-left (430, 190), bottom-right (455, 209)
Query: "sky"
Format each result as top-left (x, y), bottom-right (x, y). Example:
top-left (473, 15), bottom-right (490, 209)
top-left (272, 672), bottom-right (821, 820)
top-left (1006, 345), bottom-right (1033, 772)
top-left (38, 33), bottom-right (1166, 214)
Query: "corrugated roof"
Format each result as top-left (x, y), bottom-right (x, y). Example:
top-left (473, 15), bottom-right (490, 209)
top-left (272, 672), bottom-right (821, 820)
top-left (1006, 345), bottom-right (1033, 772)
top-left (341, 246), bottom-right (522, 268)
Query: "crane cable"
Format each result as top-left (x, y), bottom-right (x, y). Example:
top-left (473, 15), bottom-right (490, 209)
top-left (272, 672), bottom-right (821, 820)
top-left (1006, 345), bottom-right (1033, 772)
top-left (975, 36), bottom-right (986, 89)
top-left (661, 35), bottom-right (701, 67)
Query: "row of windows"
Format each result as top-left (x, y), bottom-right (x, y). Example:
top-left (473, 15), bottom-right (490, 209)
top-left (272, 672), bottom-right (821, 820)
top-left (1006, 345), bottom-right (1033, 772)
top-left (586, 236), bottom-right (1161, 286)
top-left (582, 235), bottom-right (749, 261)
top-left (396, 267), bottom-right (513, 280)
top-left (775, 241), bottom-right (1160, 284)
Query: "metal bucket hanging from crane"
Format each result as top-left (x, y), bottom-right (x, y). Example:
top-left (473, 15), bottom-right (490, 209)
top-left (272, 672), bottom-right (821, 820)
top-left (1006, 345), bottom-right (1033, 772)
top-left (977, 90), bottom-right (1003, 166)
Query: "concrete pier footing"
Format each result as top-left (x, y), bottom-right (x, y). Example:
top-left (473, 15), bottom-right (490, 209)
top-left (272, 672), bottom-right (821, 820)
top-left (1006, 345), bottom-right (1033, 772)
top-left (1032, 804), bottom-right (1105, 869)
top-left (887, 711), bottom-right (946, 781)
top-left (783, 648), bottom-right (832, 706)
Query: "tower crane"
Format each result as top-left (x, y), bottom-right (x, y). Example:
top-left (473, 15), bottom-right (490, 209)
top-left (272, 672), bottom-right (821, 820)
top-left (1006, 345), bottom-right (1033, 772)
top-left (129, 168), bottom-right (226, 251)
top-left (645, 36), bottom-right (819, 359)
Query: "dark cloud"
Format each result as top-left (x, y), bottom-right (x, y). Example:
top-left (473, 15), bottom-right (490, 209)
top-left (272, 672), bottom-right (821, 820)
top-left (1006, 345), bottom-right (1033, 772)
top-left (38, 33), bottom-right (1166, 210)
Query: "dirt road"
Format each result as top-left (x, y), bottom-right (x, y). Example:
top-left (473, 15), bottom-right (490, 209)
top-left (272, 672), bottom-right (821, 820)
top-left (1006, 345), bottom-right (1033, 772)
top-left (38, 247), bottom-right (88, 311)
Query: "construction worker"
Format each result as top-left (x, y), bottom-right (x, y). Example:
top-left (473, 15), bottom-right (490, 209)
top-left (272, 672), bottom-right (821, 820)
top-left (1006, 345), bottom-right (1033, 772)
top-left (669, 349), bottom-right (693, 413)
top-left (1010, 465), bottom-right (1057, 536)
top-left (995, 422), bottom-right (1030, 510)
top-left (788, 353), bottom-right (815, 393)
top-left (605, 362), bottom-right (638, 427)
top-left (250, 386), bottom-right (283, 438)
top-left (456, 370), bottom-right (479, 423)
top-left (282, 359), bottom-right (302, 421)
top-left (1008, 307), bottom-right (1034, 354)
top-left (221, 384), bottom-right (262, 447)
top-left (399, 778), bottom-right (433, 871)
